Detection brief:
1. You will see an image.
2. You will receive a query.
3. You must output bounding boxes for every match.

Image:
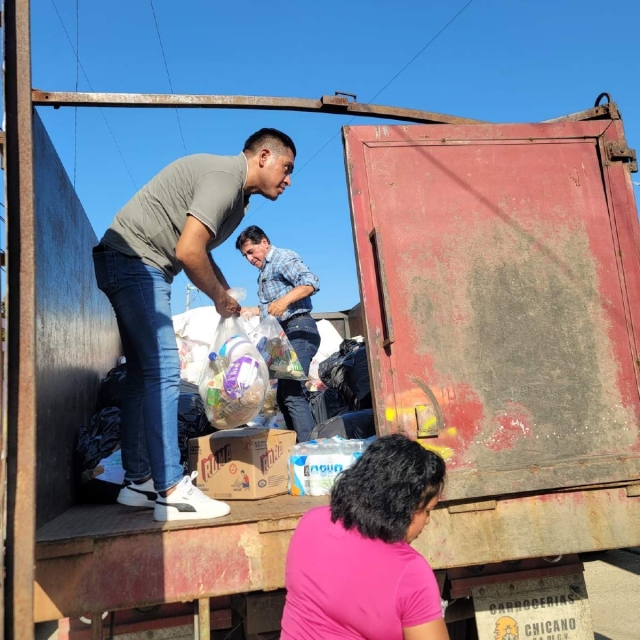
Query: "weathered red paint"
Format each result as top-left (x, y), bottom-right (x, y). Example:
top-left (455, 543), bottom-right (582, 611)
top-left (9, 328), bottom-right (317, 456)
top-left (344, 119), bottom-right (640, 499)
top-left (35, 524), bottom-right (259, 621)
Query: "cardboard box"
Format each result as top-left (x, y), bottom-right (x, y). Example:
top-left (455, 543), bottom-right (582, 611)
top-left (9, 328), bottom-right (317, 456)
top-left (189, 427), bottom-right (296, 500)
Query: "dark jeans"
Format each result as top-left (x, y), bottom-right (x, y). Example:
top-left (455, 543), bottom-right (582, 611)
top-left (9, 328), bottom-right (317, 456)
top-left (277, 314), bottom-right (321, 442)
top-left (93, 247), bottom-right (183, 492)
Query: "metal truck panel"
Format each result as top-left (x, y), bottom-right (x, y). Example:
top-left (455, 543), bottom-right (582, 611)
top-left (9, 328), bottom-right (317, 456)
top-left (343, 119), bottom-right (640, 500)
top-left (33, 112), bottom-right (121, 528)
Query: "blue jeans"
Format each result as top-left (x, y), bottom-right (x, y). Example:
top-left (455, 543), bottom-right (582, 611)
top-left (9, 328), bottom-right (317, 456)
top-left (278, 314), bottom-right (321, 442)
top-left (93, 247), bottom-right (183, 492)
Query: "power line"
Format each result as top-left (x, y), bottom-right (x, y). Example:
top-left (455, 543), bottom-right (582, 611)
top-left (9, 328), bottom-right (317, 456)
top-left (50, 0), bottom-right (138, 190)
top-left (248, 0), bottom-right (475, 224)
top-left (149, 0), bottom-right (188, 155)
top-left (367, 0), bottom-right (475, 105)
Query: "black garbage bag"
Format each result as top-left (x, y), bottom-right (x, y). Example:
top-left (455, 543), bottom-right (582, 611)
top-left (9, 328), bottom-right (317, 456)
top-left (177, 380), bottom-right (215, 472)
top-left (76, 407), bottom-right (123, 504)
top-left (310, 388), bottom-right (349, 425)
top-left (344, 347), bottom-right (372, 411)
top-left (96, 363), bottom-right (127, 410)
top-left (77, 380), bottom-right (214, 498)
top-left (309, 409), bottom-right (376, 440)
top-left (318, 341), bottom-right (371, 411)
top-left (76, 406), bottom-right (122, 472)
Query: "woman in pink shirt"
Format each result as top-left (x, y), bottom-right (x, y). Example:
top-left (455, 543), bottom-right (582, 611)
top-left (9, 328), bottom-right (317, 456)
top-left (281, 434), bottom-right (448, 640)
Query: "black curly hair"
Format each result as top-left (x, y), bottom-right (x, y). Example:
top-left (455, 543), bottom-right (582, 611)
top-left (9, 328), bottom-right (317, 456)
top-left (330, 434), bottom-right (446, 543)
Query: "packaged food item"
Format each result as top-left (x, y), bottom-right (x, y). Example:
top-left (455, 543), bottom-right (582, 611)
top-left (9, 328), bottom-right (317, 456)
top-left (249, 315), bottom-right (307, 380)
top-left (198, 290), bottom-right (270, 429)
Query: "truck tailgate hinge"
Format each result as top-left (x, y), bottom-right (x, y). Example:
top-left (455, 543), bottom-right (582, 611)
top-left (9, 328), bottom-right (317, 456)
top-left (607, 141), bottom-right (638, 173)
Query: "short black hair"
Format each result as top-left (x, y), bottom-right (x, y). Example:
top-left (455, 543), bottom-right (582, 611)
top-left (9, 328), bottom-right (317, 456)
top-left (235, 225), bottom-right (270, 251)
top-left (243, 128), bottom-right (296, 158)
top-left (330, 434), bottom-right (446, 543)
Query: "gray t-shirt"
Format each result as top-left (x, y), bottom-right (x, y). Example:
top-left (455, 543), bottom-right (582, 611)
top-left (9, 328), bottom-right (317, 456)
top-left (102, 153), bottom-right (249, 280)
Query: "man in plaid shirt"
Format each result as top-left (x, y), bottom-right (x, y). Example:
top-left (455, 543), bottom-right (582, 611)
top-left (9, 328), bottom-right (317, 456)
top-left (236, 225), bottom-right (320, 441)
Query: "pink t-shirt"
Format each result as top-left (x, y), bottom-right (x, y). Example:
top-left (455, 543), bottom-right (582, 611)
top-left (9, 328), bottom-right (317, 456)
top-left (280, 506), bottom-right (442, 640)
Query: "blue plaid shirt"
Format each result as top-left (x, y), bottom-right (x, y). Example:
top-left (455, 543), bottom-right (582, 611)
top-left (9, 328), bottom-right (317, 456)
top-left (258, 246), bottom-right (320, 321)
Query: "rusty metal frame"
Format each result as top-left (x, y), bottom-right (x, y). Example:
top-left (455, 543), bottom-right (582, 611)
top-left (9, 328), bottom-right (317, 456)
top-left (31, 90), bottom-right (624, 126)
top-left (3, 1), bottom-right (38, 639)
top-left (30, 90), bottom-right (487, 125)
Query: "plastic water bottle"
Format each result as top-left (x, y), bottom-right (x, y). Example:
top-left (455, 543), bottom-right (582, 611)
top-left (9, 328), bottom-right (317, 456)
top-left (208, 352), bottom-right (230, 376)
top-left (288, 443), bottom-right (312, 496)
top-left (205, 353), bottom-right (230, 407)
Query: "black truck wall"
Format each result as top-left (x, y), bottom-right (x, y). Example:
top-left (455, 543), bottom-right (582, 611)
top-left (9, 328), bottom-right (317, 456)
top-left (33, 111), bottom-right (121, 527)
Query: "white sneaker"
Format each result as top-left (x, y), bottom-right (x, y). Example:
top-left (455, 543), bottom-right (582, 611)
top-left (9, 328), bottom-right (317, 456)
top-left (117, 477), bottom-right (157, 509)
top-left (153, 472), bottom-right (231, 522)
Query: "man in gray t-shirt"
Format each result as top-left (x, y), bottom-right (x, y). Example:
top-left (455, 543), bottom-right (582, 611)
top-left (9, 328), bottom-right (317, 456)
top-left (92, 128), bottom-right (296, 522)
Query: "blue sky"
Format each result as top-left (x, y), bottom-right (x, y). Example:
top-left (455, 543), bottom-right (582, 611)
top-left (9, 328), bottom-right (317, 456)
top-left (19, 0), bottom-right (640, 315)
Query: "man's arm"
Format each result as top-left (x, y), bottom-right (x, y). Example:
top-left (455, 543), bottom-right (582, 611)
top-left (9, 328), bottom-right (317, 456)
top-left (267, 253), bottom-right (319, 317)
top-left (209, 254), bottom-right (230, 290)
top-left (267, 285), bottom-right (315, 318)
top-left (175, 215), bottom-right (240, 317)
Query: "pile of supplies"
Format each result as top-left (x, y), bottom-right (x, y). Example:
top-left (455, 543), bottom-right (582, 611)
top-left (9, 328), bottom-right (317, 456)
top-left (174, 294), bottom-right (296, 433)
top-left (76, 295), bottom-right (379, 505)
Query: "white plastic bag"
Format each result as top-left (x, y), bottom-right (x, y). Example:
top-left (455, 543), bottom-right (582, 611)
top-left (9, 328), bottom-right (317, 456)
top-left (308, 319), bottom-right (344, 387)
top-left (173, 306), bottom-right (222, 384)
top-left (198, 290), bottom-right (270, 429)
top-left (249, 315), bottom-right (307, 381)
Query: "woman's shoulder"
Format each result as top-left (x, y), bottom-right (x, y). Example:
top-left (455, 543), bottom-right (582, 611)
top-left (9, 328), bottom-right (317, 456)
top-left (301, 505), bottom-right (331, 521)
top-left (291, 506), bottom-right (334, 545)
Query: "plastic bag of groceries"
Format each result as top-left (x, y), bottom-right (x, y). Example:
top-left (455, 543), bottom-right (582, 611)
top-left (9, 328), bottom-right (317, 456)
top-left (198, 290), bottom-right (270, 429)
top-left (248, 315), bottom-right (307, 381)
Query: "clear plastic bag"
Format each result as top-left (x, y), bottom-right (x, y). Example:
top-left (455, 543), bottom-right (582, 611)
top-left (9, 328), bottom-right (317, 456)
top-left (249, 315), bottom-right (308, 381)
top-left (198, 290), bottom-right (270, 429)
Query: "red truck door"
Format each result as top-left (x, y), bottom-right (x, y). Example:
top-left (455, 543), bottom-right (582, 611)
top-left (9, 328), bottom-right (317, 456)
top-left (344, 116), bottom-right (640, 500)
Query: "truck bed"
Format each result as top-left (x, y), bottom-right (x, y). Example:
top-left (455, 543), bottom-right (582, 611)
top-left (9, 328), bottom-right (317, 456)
top-left (34, 484), bottom-right (640, 623)
top-left (36, 494), bottom-right (326, 544)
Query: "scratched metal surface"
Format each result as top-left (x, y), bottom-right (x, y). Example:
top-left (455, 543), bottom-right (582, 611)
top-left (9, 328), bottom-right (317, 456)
top-left (343, 120), bottom-right (640, 499)
top-left (33, 112), bottom-right (121, 527)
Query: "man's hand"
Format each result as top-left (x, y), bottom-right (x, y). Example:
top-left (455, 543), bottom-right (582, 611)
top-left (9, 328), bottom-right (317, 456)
top-left (241, 306), bottom-right (260, 320)
top-left (216, 292), bottom-right (241, 318)
top-left (267, 297), bottom-right (289, 318)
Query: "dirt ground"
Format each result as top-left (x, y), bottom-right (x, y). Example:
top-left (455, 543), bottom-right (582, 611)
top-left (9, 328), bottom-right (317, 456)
top-left (582, 548), bottom-right (640, 640)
